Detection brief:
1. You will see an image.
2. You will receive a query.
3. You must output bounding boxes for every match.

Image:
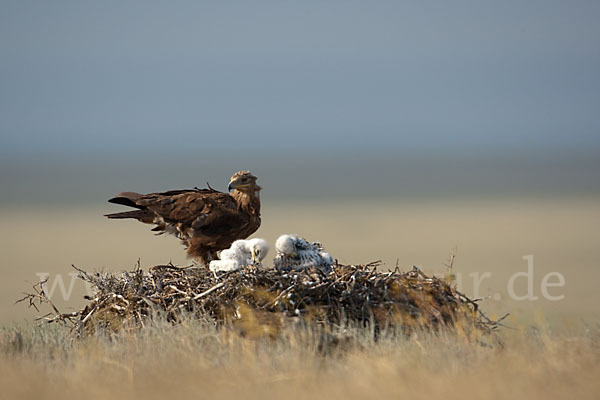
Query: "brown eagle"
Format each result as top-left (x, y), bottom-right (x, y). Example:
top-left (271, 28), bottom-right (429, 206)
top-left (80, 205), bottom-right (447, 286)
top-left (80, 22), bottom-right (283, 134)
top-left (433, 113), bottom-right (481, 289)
top-left (105, 171), bottom-right (261, 264)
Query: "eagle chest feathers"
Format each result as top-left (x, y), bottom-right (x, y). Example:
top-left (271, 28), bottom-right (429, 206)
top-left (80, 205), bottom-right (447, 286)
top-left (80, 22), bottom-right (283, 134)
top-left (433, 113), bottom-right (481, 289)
top-left (105, 170), bottom-right (262, 265)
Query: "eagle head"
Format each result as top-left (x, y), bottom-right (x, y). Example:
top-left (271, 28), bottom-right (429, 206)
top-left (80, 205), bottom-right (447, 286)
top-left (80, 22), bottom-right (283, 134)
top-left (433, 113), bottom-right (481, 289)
top-left (228, 170), bottom-right (260, 192)
top-left (247, 238), bottom-right (269, 264)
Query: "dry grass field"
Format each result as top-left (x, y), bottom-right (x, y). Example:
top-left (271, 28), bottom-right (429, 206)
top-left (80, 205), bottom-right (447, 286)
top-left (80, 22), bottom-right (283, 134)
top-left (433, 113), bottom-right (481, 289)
top-left (1, 196), bottom-right (599, 399)
top-left (1, 317), bottom-right (599, 400)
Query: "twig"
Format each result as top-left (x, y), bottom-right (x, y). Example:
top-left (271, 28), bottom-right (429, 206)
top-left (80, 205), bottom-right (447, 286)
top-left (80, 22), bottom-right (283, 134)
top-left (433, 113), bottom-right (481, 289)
top-left (193, 282), bottom-right (225, 300)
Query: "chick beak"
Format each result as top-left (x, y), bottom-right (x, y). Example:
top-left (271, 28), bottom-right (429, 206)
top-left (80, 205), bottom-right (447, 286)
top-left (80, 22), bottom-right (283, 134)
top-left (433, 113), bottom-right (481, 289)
top-left (290, 251), bottom-right (297, 259)
top-left (251, 248), bottom-right (259, 264)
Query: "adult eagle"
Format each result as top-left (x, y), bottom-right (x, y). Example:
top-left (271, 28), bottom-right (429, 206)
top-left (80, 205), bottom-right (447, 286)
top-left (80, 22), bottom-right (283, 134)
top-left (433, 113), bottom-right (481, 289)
top-left (105, 171), bottom-right (261, 264)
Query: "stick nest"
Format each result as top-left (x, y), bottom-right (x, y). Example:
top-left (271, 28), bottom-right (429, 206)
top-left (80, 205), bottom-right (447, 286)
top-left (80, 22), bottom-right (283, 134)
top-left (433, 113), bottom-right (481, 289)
top-left (21, 262), bottom-right (503, 336)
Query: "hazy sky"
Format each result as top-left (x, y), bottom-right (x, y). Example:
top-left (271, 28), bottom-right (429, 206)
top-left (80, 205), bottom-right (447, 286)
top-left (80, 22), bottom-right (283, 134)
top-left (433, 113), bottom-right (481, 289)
top-left (1, 0), bottom-right (599, 158)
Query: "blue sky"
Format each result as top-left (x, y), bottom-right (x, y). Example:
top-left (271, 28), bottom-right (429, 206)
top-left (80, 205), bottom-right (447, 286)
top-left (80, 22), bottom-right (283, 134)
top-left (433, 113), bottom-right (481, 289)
top-left (1, 0), bottom-right (599, 158)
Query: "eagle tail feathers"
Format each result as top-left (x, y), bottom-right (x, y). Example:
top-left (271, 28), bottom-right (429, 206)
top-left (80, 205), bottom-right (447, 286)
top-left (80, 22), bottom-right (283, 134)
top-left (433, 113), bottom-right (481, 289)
top-left (107, 192), bottom-right (145, 209)
top-left (104, 210), bottom-right (148, 220)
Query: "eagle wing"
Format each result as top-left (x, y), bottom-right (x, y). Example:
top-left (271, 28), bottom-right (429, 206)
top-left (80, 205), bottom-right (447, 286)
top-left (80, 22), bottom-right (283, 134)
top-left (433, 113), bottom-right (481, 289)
top-left (134, 189), bottom-right (246, 238)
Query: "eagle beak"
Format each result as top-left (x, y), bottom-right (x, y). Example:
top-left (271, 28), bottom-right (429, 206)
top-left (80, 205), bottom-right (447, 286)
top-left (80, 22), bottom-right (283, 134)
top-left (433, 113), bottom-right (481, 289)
top-left (251, 248), bottom-right (259, 263)
top-left (229, 180), bottom-right (251, 192)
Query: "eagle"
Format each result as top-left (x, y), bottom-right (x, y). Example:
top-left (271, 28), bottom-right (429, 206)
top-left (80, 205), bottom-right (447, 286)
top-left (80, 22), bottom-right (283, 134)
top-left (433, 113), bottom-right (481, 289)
top-left (273, 234), bottom-right (334, 274)
top-left (105, 171), bottom-right (261, 264)
top-left (209, 238), bottom-right (269, 272)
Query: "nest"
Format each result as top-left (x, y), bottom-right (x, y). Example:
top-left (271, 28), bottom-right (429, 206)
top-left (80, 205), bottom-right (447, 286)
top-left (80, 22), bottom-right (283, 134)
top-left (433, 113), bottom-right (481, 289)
top-left (21, 262), bottom-right (504, 337)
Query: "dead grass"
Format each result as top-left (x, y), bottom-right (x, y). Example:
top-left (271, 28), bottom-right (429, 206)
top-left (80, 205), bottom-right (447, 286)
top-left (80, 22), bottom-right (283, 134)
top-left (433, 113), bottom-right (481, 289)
top-left (1, 316), bottom-right (599, 400)
top-left (4, 260), bottom-right (598, 399)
